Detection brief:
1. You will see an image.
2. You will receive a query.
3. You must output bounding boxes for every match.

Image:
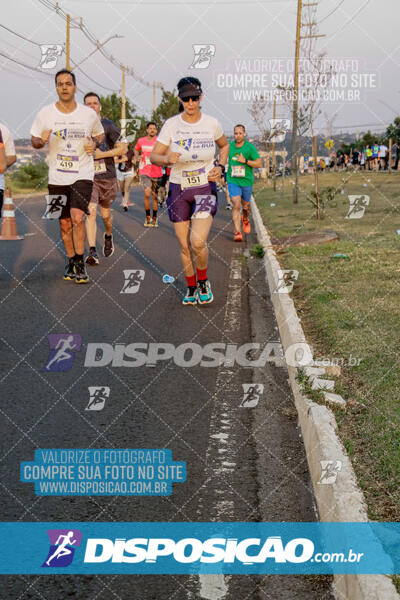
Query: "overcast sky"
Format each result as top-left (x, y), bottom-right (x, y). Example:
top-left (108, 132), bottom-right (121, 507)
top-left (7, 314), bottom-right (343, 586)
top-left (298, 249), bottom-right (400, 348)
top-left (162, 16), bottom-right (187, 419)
top-left (0, 0), bottom-right (398, 139)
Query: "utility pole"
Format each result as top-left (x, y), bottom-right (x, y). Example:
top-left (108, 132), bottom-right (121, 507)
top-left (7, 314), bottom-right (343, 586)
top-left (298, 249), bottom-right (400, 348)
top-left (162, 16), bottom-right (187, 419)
top-left (272, 94), bottom-right (277, 192)
top-left (66, 13), bottom-right (71, 69)
top-left (121, 66), bottom-right (126, 138)
top-left (291, 1), bottom-right (324, 204)
top-left (291, 0), bottom-right (302, 203)
top-left (153, 81), bottom-right (156, 114)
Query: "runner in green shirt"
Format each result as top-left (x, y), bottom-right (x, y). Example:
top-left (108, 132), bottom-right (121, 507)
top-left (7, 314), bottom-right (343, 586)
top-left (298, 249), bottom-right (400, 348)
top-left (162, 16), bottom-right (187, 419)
top-left (227, 124), bottom-right (261, 242)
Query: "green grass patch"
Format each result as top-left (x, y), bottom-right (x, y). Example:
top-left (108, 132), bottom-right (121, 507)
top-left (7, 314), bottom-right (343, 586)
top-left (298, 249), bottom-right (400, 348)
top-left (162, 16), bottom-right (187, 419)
top-left (255, 171), bottom-right (400, 523)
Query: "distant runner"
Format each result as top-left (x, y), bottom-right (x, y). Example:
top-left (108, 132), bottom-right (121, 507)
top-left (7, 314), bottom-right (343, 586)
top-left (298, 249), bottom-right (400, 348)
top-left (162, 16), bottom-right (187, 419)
top-left (0, 122), bottom-right (16, 216)
top-left (0, 129), bottom-right (7, 176)
top-left (135, 122), bottom-right (163, 227)
top-left (84, 92), bottom-right (126, 265)
top-left (226, 124), bottom-right (261, 242)
top-left (31, 70), bottom-right (104, 283)
top-left (150, 76), bottom-right (229, 305)
top-left (117, 146), bottom-right (135, 211)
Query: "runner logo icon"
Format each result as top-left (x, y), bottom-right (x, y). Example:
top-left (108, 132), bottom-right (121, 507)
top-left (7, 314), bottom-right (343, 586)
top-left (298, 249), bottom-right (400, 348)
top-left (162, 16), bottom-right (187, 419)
top-left (274, 270), bottom-right (299, 294)
top-left (38, 45), bottom-right (63, 70)
top-left (86, 386), bottom-right (110, 411)
top-left (345, 195), bottom-right (370, 219)
top-left (189, 44), bottom-right (216, 69)
top-left (42, 529), bottom-right (82, 567)
top-left (318, 460), bottom-right (342, 484)
top-left (42, 334), bottom-right (82, 372)
top-left (43, 195), bottom-right (67, 219)
top-left (240, 384), bottom-right (264, 407)
top-left (268, 119), bottom-right (291, 143)
top-left (120, 270), bottom-right (145, 294)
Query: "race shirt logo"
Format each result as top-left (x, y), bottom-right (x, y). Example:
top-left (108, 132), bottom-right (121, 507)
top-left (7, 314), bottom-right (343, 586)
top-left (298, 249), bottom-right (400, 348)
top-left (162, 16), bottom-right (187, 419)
top-left (53, 128), bottom-right (67, 140)
top-left (175, 138), bottom-right (193, 152)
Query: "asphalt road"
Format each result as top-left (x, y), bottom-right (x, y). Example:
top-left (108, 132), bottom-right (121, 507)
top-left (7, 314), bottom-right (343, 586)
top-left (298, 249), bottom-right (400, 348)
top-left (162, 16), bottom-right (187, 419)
top-left (0, 186), bottom-right (334, 599)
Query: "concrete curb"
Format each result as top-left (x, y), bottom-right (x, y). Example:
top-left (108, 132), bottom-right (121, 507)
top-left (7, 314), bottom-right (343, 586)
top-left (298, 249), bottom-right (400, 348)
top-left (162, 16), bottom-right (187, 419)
top-left (251, 197), bottom-right (399, 600)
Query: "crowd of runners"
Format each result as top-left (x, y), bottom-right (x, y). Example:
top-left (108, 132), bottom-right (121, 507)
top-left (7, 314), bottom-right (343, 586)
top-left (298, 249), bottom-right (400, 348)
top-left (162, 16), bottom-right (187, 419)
top-left (3, 69), bottom-right (262, 302)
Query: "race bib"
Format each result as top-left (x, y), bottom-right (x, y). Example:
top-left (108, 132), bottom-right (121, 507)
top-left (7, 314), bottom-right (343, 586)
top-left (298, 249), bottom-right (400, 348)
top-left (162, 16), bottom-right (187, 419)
top-left (94, 159), bottom-right (107, 174)
top-left (231, 164), bottom-right (246, 177)
top-left (181, 167), bottom-right (207, 189)
top-left (144, 156), bottom-right (152, 166)
top-left (192, 194), bottom-right (217, 219)
top-left (56, 154), bottom-right (79, 173)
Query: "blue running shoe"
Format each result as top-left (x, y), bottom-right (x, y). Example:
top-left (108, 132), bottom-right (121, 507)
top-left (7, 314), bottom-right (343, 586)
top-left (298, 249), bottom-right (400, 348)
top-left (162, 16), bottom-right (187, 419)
top-left (182, 286), bottom-right (198, 306)
top-left (197, 279), bottom-right (213, 304)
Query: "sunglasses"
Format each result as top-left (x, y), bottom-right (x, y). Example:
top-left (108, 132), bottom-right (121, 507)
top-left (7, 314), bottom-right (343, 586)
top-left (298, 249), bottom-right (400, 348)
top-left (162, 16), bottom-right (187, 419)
top-left (181, 95), bottom-right (201, 102)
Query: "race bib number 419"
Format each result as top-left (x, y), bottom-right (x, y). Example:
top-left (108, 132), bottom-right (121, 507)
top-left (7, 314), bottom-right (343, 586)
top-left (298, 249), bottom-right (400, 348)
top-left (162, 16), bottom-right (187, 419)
top-left (56, 154), bottom-right (79, 173)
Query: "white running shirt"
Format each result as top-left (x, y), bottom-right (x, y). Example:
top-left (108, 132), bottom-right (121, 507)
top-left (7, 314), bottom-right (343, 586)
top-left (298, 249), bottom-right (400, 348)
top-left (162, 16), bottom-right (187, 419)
top-left (157, 113), bottom-right (223, 185)
top-left (30, 103), bottom-right (104, 185)
top-left (0, 123), bottom-right (16, 191)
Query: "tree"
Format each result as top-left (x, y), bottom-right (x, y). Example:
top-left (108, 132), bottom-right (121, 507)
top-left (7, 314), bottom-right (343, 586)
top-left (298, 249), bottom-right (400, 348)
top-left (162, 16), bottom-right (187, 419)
top-left (248, 97), bottom-right (272, 150)
top-left (361, 130), bottom-right (376, 147)
top-left (386, 117), bottom-right (400, 145)
top-left (151, 88), bottom-right (180, 128)
top-left (99, 93), bottom-right (135, 123)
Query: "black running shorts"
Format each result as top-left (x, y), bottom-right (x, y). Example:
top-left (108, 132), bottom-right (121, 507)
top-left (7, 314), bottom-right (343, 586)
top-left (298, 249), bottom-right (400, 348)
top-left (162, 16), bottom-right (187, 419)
top-left (47, 179), bottom-right (93, 219)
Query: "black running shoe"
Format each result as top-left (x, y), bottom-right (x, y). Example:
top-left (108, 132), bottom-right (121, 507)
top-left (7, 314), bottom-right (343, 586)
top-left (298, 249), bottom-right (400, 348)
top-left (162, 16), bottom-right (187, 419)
top-left (74, 259), bottom-right (89, 284)
top-left (63, 258), bottom-right (75, 281)
top-left (103, 233), bottom-right (114, 257)
top-left (85, 247), bottom-right (99, 266)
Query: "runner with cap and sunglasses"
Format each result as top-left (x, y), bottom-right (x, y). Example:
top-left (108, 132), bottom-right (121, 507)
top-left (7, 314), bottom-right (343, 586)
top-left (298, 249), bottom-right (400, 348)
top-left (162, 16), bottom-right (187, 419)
top-left (150, 76), bottom-right (229, 305)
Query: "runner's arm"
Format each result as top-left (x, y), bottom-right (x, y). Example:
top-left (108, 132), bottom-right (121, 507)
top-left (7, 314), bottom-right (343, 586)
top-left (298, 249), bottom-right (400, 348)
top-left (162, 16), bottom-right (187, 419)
top-left (208, 135), bottom-right (229, 181)
top-left (92, 133), bottom-right (104, 147)
top-left (246, 157), bottom-right (262, 168)
top-left (0, 146), bottom-right (6, 174)
top-left (94, 141), bottom-right (127, 160)
top-left (2, 126), bottom-right (16, 168)
top-left (216, 135), bottom-right (229, 165)
top-left (31, 130), bottom-right (52, 149)
top-left (150, 141), bottom-right (181, 166)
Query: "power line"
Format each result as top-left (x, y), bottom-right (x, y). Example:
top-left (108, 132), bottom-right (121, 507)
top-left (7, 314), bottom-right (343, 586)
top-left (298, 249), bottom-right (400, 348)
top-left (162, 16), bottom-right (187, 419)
top-left (0, 50), bottom-right (53, 76)
top-left (59, 0), bottom-right (296, 3)
top-left (0, 23), bottom-right (40, 47)
top-left (0, 21), bottom-right (120, 92)
top-left (70, 59), bottom-right (119, 92)
top-left (318, 0), bottom-right (345, 24)
top-left (38, 0), bottom-right (164, 89)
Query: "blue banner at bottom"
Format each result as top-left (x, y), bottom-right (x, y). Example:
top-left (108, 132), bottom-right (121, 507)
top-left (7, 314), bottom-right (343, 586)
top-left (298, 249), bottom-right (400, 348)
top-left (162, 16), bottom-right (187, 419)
top-left (0, 522), bottom-right (399, 574)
